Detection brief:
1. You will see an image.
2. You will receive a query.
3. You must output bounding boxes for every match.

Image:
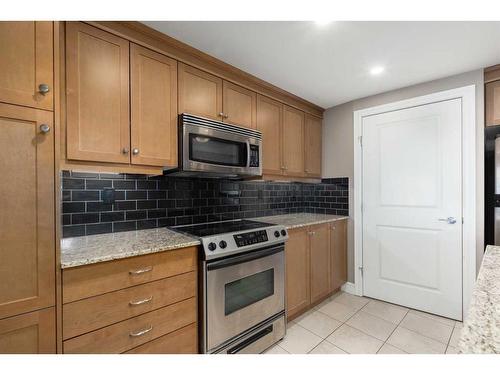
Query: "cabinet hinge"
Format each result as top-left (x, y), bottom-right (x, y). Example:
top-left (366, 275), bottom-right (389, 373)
top-left (358, 265), bottom-right (364, 276)
top-left (358, 135), bottom-right (363, 147)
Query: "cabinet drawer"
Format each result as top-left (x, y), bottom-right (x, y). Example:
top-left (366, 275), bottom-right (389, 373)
top-left (62, 247), bottom-right (197, 303)
top-left (125, 323), bottom-right (197, 354)
top-left (63, 271), bottom-right (196, 340)
top-left (63, 297), bottom-right (196, 354)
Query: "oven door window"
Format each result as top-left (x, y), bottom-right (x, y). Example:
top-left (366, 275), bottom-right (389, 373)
top-left (189, 134), bottom-right (247, 167)
top-left (224, 269), bottom-right (274, 316)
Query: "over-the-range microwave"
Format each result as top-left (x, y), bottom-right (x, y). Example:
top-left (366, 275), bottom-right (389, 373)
top-left (165, 113), bottom-right (262, 179)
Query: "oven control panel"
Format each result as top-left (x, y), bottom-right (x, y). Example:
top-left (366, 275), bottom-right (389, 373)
top-left (233, 230), bottom-right (268, 247)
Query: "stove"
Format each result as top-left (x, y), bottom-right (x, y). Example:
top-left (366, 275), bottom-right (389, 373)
top-left (173, 219), bottom-right (288, 354)
top-left (173, 219), bottom-right (289, 260)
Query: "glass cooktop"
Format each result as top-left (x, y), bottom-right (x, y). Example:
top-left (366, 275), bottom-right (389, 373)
top-left (173, 219), bottom-right (273, 237)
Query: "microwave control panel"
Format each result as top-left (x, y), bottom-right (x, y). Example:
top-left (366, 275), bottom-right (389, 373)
top-left (249, 144), bottom-right (260, 167)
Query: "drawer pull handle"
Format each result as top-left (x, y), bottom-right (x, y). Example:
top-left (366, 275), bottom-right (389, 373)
top-left (129, 326), bottom-right (153, 337)
top-left (129, 266), bottom-right (153, 275)
top-left (129, 296), bottom-right (153, 306)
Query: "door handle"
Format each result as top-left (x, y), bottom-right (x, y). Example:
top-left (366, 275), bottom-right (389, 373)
top-left (438, 217), bottom-right (457, 224)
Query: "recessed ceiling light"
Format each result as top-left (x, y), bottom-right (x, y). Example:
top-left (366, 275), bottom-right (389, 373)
top-left (314, 20), bottom-right (332, 27)
top-left (370, 66), bottom-right (385, 76)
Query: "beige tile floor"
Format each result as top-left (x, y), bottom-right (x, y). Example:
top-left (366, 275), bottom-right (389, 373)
top-left (265, 291), bottom-right (463, 354)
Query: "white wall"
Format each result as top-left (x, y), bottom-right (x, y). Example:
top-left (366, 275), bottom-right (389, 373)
top-left (323, 69), bottom-right (485, 282)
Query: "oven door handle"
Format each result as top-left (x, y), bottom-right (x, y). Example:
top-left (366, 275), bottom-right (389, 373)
top-left (207, 245), bottom-right (284, 271)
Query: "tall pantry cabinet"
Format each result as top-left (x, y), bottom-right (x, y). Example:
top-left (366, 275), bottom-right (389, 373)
top-left (0, 21), bottom-right (57, 353)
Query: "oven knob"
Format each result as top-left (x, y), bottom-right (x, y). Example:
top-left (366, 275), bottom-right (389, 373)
top-left (281, 229), bottom-right (287, 236)
top-left (274, 230), bottom-right (280, 238)
top-left (207, 242), bottom-right (217, 251)
top-left (219, 240), bottom-right (227, 249)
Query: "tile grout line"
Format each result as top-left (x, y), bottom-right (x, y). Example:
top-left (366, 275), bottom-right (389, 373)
top-left (376, 308), bottom-right (411, 354)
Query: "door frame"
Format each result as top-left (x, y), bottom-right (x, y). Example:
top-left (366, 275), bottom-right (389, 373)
top-left (353, 85), bottom-right (476, 319)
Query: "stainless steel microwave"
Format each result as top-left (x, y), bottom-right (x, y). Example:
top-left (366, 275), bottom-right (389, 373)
top-left (165, 114), bottom-right (262, 178)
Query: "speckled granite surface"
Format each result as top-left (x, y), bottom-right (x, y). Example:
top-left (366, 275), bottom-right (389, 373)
top-left (458, 245), bottom-right (500, 353)
top-left (61, 228), bottom-right (201, 269)
top-left (61, 213), bottom-right (348, 269)
top-left (255, 213), bottom-right (348, 229)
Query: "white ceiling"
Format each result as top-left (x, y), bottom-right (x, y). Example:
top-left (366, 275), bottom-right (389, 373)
top-left (142, 21), bottom-right (500, 109)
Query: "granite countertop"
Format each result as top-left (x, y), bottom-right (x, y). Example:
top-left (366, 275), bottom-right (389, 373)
top-left (60, 213), bottom-right (348, 269)
top-left (458, 245), bottom-right (500, 353)
top-left (255, 213), bottom-right (348, 229)
top-left (60, 227), bottom-right (201, 269)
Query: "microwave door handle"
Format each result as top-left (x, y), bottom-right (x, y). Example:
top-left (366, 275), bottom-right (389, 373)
top-left (246, 140), bottom-right (251, 168)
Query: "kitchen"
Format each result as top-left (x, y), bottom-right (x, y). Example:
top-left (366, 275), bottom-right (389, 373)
top-left (1, 3), bottom-right (500, 370)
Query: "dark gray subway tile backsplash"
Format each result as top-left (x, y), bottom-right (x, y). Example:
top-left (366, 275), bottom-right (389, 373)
top-left (61, 171), bottom-right (349, 238)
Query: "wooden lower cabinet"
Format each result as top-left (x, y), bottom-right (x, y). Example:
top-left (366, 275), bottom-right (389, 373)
top-left (286, 220), bottom-right (348, 321)
top-left (125, 323), bottom-right (197, 354)
top-left (330, 220), bottom-right (348, 292)
top-left (0, 307), bottom-right (56, 354)
top-left (309, 224), bottom-right (331, 304)
top-left (62, 247), bottom-right (197, 303)
top-left (61, 246), bottom-right (198, 354)
top-left (285, 227), bottom-right (310, 319)
top-left (64, 298), bottom-right (196, 354)
top-left (63, 271), bottom-right (196, 340)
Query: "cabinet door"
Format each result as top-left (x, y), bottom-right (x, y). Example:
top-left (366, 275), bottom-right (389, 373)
top-left (330, 220), bottom-right (348, 292)
top-left (309, 224), bottom-right (331, 304)
top-left (0, 307), bottom-right (55, 354)
top-left (256, 95), bottom-right (283, 175)
top-left (486, 80), bottom-right (500, 126)
top-left (223, 81), bottom-right (257, 129)
top-left (66, 22), bottom-right (130, 163)
top-left (0, 22), bottom-right (53, 110)
top-left (285, 227), bottom-right (310, 320)
top-left (131, 44), bottom-right (178, 167)
top-left (178, 63), bottom-right (222, 121)
top-left (304, 115), bottom-right (322, 177)
top-left (0, 104), bottom-right (55, 319)
top-left (282, 105), bottom-right (305, 176)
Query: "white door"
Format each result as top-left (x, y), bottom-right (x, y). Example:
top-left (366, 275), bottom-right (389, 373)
top-left (362, 98), bottom-right (462, 320)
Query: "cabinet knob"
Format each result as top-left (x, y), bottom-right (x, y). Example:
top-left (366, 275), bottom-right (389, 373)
top-left (122, 147), bottom-right (129, 154)
top-left (39, 124), bottom-right (50, 134)
top-left (132, 148), bottom-right (140, 155)
top-left (38, 83), bottom-right (50, 95)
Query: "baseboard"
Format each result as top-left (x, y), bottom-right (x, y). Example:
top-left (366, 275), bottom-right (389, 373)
top-left (341, 282), bottom-right (356, 294)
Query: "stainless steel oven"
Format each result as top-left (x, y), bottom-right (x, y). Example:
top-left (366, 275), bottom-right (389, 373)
top-left (166, 113), bottom-right (262, 178)
top-left (202, 244), bottom-right (285, 353)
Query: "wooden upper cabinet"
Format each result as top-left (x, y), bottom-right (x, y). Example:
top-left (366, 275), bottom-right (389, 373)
top-left (223, 81), bottom-right (257, 129)
top-left (305, 115), bottom-right (322, 177)
top-left (256, 95), bottom-right (283, 175)
top-left (66, 22), bottom-right (130, 163)
top-left (282, 105), bottom-right (305, 177)
top-left (309, 224), bottom-right (331, 304)
top-left (0, 22), bottom-right (53, 110)
top-left (178, 63), bottom-right (222, 121)
top-left (286, 227), bottom-right (310, 320)
top-left (486, 80), bottom-right (500, 127)
top-left (130, 43), bottom-right (178, 167)
top-left (0, 307), bottom-right (56, 354)
top-left (0, 103), bottom-right (55, 320)
top-left (330, 220), bottom-right (348, 292)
